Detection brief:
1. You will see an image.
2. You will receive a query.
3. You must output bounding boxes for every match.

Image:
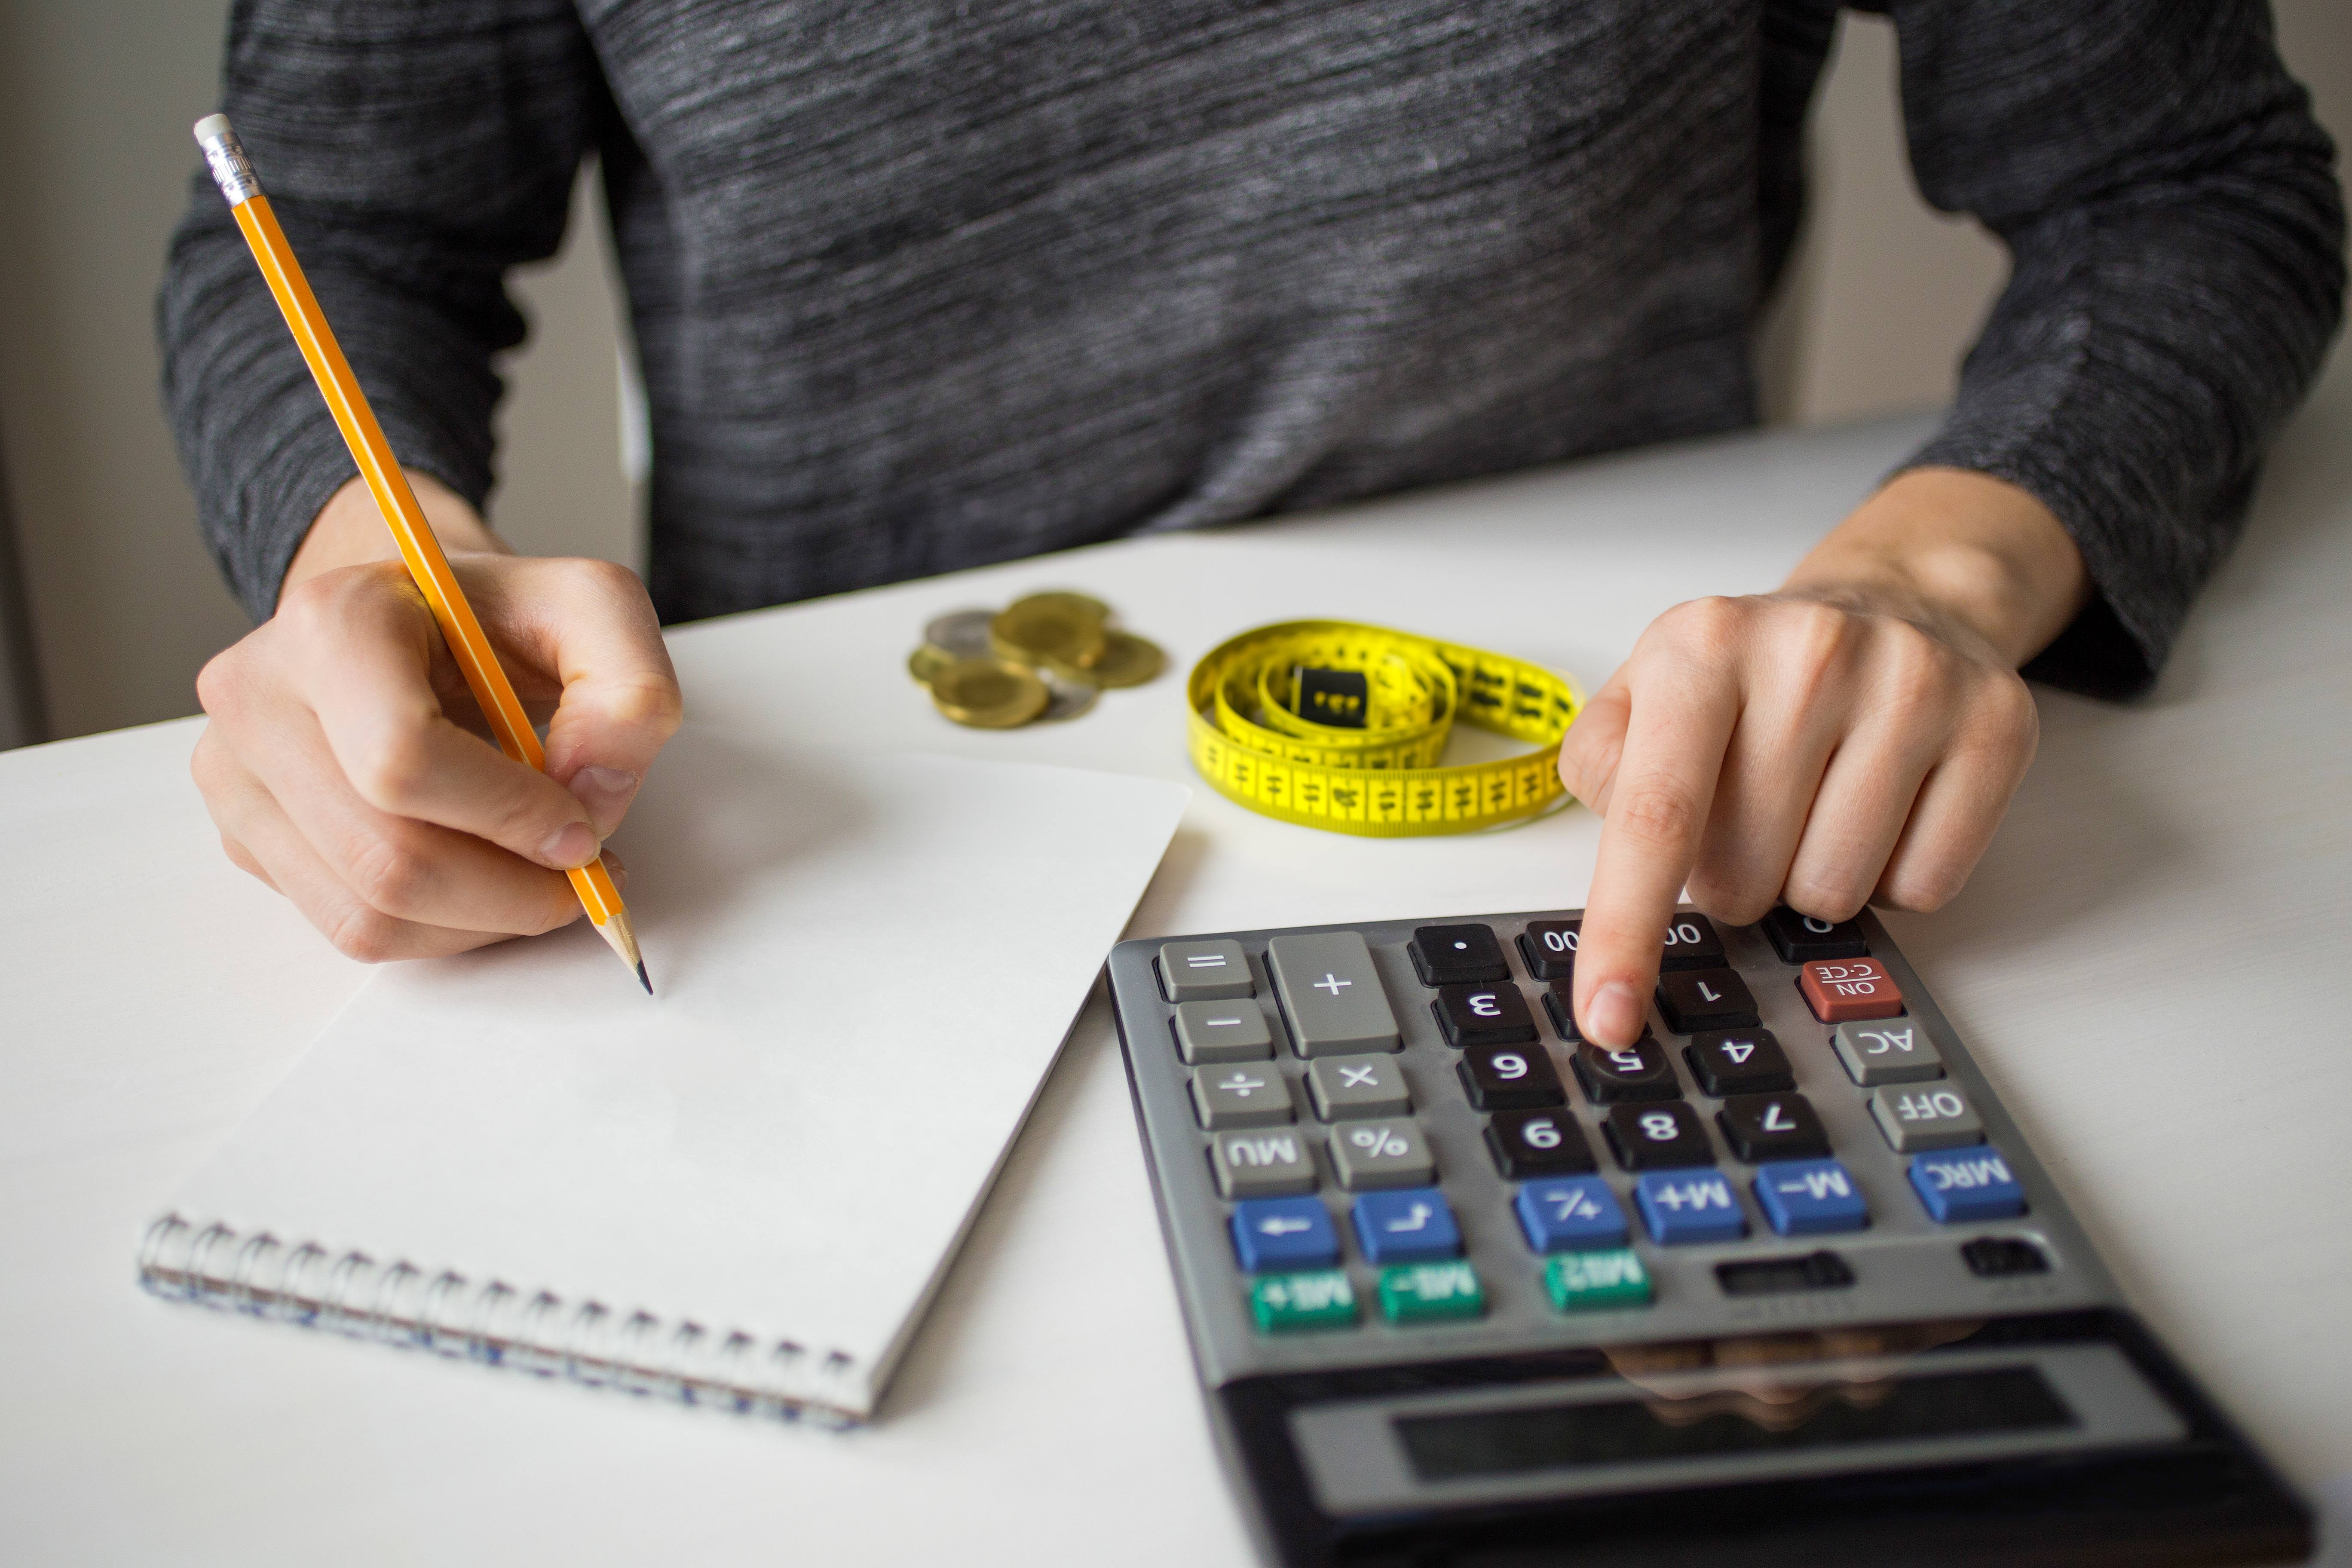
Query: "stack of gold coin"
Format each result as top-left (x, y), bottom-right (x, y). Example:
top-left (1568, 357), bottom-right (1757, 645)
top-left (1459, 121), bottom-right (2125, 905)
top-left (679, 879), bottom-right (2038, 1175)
top-left (907, 591), bottom-right (1167, 728)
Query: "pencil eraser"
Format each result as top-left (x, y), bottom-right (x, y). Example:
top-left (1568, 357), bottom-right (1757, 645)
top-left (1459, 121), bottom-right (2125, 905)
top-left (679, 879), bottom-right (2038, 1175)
top-left (193, 113), bottom-right (232, 143)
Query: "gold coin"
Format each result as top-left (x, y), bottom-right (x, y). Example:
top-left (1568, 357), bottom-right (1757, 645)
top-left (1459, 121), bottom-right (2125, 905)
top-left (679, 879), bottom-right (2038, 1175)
top-left (992, 599), bottom-right (1109, 671)
top-left (930, 656), bottom-right (1050, 728)
top-left (1009, 590), bottom-right (1112, 626)
top-left (907, 642), bottom-right (955, 686)
top-left (1086, 630), bottom-right (1167, 689)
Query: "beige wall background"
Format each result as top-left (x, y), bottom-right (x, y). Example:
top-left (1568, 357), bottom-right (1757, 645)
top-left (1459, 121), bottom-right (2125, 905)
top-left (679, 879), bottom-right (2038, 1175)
top-left (0, 1), bottom-right (2342, 745)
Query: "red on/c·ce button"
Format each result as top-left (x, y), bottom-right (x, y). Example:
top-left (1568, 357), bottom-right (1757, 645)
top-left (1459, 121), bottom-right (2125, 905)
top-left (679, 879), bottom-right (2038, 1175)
top-left (1800, 958), bottom-right (1905, 1023)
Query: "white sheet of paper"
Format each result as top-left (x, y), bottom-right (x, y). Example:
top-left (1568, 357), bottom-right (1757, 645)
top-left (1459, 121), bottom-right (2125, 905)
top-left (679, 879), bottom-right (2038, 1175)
top-left (160, 729), bottom-right (1187, 1416)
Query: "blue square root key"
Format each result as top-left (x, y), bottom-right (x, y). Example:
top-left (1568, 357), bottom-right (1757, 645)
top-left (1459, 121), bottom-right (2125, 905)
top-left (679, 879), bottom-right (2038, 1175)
top-left (1351, 1188), bottom-right (1462, 1264)
top-left (1753, 1159), bottom-right (1871, 1235)
top-left (1909, 1148), bottom-right (2028, 1222)
top-left (1231, 1197), bottom-right (1340, 1271)
top-left (1514, 1176), bottom-right (1630, 1252)
top-left (1636, 1170), bottom-right (1749, 1243)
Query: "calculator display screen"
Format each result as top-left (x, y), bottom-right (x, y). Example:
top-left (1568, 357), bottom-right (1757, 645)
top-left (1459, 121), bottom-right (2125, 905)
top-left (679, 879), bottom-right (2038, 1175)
top-left (1396, 1366), bottom-right (2073, 1482)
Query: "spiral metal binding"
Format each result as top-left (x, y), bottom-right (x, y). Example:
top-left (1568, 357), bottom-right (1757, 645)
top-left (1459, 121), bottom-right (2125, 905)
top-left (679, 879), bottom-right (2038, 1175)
top-left (138, 1213), bottom-right (863, 1427)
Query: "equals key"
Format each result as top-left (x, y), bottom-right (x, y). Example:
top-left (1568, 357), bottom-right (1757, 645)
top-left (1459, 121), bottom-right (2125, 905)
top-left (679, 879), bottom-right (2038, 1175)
top-left (1160, 939), bottom-right (1254, 1001)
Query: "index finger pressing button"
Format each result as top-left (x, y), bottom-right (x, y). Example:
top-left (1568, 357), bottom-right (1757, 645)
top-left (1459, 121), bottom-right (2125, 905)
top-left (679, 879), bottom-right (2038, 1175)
top-left (1268, 932), bottom-right (1400, 1056)
top-left (1570, 1035), bottom-right (1679, 1103)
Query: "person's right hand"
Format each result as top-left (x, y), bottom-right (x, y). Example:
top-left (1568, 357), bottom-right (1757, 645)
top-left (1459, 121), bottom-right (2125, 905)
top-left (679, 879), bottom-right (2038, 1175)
top-left (191, 472), bottom-right (683, 961)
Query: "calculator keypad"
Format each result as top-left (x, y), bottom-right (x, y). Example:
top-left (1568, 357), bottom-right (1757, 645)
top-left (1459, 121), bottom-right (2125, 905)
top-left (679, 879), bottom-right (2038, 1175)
top-left (1114, 906), bottom-right (2067, 1357)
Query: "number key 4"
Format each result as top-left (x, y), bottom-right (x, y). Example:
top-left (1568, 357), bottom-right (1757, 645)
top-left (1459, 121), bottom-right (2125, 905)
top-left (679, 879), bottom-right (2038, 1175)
top-left (1682, 1029), bottom-right (1794, 1095)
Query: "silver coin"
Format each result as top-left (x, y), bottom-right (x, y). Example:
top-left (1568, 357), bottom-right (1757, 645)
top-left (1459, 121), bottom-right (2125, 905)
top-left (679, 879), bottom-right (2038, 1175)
top-left (1035, 665), bottom-right (1101, 722)
top-left (923, 608), bottom-right (997, 658)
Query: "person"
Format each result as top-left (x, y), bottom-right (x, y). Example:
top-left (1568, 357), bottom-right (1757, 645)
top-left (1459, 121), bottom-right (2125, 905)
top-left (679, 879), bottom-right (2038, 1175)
top-left (159, 1), bottom-right (2343, 1048)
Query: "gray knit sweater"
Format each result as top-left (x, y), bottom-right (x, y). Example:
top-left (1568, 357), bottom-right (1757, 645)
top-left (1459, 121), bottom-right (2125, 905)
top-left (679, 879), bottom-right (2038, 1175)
top-left (159, 0), bottom-right (2342, 697)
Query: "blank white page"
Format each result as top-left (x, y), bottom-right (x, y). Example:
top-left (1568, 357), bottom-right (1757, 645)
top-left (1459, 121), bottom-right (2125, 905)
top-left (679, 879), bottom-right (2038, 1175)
top-left (162, 728), bottom-right (1187, 1416)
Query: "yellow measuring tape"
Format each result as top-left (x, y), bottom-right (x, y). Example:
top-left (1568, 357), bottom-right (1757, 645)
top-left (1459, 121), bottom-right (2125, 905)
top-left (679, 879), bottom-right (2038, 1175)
top-left (1185, 621), bottom-right (1583, 837)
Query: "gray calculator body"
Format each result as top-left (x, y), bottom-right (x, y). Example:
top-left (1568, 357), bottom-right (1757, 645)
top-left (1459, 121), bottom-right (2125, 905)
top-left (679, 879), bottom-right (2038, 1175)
top-left (1105, 908), bottom-right (2310, 1568)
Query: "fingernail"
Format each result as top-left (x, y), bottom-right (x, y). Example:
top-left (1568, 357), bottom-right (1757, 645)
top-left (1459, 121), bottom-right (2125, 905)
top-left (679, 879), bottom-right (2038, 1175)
top-left (541, 821), bottom-right (599, 869)
top-left (568, 766), bottom-right (640, 836)
top-left (1588, 981), bottom-right (1643, 1046)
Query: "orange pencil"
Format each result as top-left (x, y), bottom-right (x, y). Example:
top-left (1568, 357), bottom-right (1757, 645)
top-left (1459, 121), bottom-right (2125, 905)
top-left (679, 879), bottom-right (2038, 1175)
top-left (194, 114), bottom-right (649, 994)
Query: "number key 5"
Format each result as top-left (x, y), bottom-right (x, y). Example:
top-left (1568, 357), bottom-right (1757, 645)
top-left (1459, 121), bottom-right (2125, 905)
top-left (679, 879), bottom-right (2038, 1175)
top-left (1570, 1035), bottom-right (1679, 1103)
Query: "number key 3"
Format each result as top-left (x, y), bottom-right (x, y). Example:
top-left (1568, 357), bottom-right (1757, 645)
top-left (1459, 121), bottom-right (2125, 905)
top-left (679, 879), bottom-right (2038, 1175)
top-left (1433, 983), bottom-right (1537, 1047)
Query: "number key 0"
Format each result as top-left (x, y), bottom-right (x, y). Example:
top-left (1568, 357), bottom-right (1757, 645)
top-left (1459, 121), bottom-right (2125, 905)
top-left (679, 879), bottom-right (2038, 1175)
top-left (1456, 1041), bottom-right (1566, 1111)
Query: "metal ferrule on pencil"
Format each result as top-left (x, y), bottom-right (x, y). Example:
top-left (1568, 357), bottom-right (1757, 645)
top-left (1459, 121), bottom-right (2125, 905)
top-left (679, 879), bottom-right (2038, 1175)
top-left (193, 114), bottom-right (262, 206)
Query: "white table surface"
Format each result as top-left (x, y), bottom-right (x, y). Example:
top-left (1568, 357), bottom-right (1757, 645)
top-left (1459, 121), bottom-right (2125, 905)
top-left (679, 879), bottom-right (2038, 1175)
top-left (4, 369), bottom-right (2347, 1564)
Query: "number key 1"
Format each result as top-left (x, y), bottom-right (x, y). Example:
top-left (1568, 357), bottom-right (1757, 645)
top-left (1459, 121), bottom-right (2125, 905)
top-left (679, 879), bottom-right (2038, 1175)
top-left (1485, 1109), bottom-right (1596, 1177)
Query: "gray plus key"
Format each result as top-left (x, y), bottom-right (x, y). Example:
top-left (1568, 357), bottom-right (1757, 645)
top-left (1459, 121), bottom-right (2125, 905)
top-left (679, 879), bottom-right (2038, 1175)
top-left (1190, 1065), bottom-right (1295, 1130)
top-left (1267, 932), bottom-right (1399, 1057)
top-left (1159, 939), bottom-right (1253, 1001)
top-left (1211, 1128), bottom-right (1318, 1197)
top-left (1832, 1019), bottom-right (1945, 1086)
top-left (1306, 1054), bottom-right (1413, 1120)
top-left (1871, 1083), bottom-right (1985, 1152)
top-left (1171, 1001), bottom-right (1275, 1064)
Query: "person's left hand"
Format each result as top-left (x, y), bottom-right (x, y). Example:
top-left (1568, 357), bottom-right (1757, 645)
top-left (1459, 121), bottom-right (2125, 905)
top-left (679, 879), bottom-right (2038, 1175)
top-left (1555, 467), bottom-right (2090, 1048)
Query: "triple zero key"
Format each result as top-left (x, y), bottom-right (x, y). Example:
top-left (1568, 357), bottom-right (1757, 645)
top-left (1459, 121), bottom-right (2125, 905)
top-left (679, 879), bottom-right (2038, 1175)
top-left (1268, 933), bottom-right (1401, 1056)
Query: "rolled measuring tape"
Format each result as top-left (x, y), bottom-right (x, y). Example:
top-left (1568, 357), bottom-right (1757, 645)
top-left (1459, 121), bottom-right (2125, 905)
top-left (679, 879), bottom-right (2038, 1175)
top-left (1185, 621), bottom-right (1583, 837)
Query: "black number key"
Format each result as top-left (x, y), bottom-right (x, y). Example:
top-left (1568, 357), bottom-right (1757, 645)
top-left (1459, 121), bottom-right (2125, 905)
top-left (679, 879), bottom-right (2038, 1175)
top-left (1604, 1101), bottom-right (1716, 1170)
top-left (1518, 919), bottom-right (1581, 980)
top-left (1410, 924), bottom-right (1509, 986)
top-left (1658, 913), bottom-right (1726, 971)
top-left (1540, 982), bottom-right (1583, 1042)
top-left (1717, 1092), bottom-right (1832, 1161)
top-left (1485, 1109), bottom-right (1596, 1177)
top-left (1457, 1041), bottom-right (1566, 1111)
top-left (1570, 1035), bottom-right (1679, 1103)
top-left (1762, 906), bottom-right (1869, 963)
top-left (1683, 1029), bottom-right (1794, 1095)
top-left (1655, 968), bottom-right (1760, 1033)
top-left (1433, 983), bottom-right (1536, 1047)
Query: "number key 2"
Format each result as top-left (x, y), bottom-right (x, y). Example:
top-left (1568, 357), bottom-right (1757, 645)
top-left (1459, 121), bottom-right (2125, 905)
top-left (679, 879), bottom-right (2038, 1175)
top-left (1457, 1042), bottom-right (1566, 1111)
top-left (1570, 1035), bottom-right (1679, 1103)
top-left (1800, 958), bottom-right (1905, 1023)
top-left (1605, 1102), bottom-right (1716, 1170)
top-left (1485, 1109), bottom-right (1596, 1177)
top-left (1433, 983), bottom-right (1536, 1047)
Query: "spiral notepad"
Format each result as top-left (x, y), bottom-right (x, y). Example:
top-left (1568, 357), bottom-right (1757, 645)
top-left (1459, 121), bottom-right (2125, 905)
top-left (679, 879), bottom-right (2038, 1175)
top-left (139, 732), bottom-right (1187, 1424)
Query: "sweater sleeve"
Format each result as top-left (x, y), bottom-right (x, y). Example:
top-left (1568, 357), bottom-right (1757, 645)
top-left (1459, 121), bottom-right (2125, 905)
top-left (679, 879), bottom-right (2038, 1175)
top-left (158, 0), bottom-right (603, 620)
top-left (1868, 0), bottom-right (2344, 698)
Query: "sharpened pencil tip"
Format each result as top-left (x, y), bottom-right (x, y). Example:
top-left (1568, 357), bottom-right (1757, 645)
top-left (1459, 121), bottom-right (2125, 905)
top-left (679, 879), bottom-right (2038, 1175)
top-left (636, 959), bottom-right (653, 995)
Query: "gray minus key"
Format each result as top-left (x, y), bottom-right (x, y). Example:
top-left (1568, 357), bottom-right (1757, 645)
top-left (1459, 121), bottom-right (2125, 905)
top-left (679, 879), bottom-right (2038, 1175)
top-left (1267, 932), bottom-right (1400, 1057)
top-left (1173, 1001), bottom-right (1275, 1064)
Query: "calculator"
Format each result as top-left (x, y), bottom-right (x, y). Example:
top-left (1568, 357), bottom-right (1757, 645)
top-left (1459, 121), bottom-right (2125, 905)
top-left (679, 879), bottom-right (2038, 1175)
top-left (1104, 908), bottom-right (2310, 1568)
